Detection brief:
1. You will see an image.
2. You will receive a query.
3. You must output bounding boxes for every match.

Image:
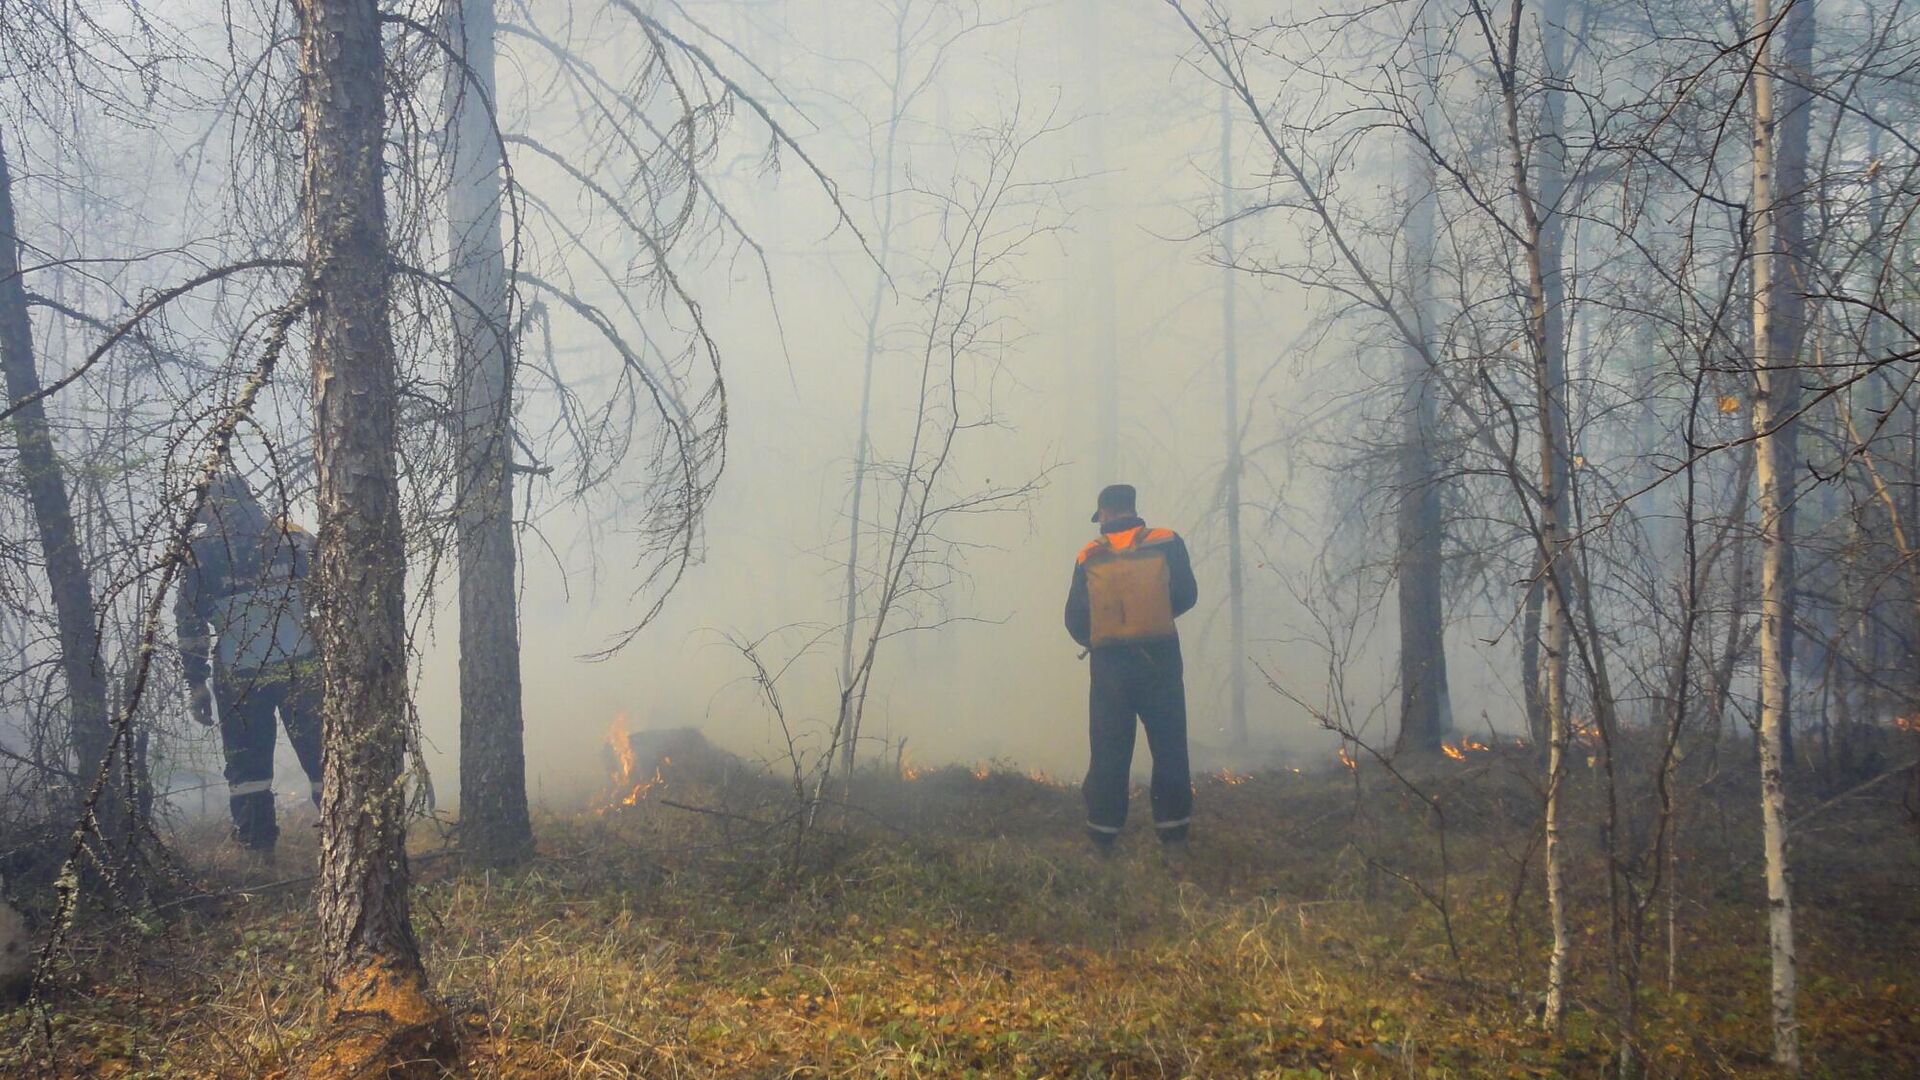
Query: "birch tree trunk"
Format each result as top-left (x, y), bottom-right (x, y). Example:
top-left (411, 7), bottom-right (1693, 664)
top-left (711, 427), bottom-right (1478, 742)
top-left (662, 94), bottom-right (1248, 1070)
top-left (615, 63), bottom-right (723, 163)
top-left (298, 0), bottom-right (448, 1067)
top-left (1393, 92), bottom-right (1451, 757)
top-left (445, 0), bottom-right (533, 868)
top-left (0, 135), bottom-right (117, 820)
top-left (1220, 87), bottom-right (1250, 748)
top-left (1496, 0), bottom-right (1575, 1029)
top-left (1765, 0), bottom-right (1815, 768)
top-left (1750, 0), bottom-right (1801, 1065)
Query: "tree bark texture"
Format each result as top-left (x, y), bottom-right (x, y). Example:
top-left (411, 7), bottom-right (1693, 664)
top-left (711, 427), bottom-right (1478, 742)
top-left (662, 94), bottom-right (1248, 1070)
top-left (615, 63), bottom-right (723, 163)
top-left (1763, 0), bottom-right (1814, 767)
top-left (1750, 0), bottom-right (1802, 1066)
top-left (0, 135), bottom-right (117, 816)
top-left (296, 0), bottom-right (446, 1067)
top-left (1502, 0), bottom-right (1575, 1030)
top-left (446, 0), bottom-right (533, 868)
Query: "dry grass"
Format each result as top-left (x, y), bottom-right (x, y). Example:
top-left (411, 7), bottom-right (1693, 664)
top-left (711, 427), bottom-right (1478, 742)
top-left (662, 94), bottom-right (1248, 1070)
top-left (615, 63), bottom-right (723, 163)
top-left (4, 750), bottom-right (1917, 1078)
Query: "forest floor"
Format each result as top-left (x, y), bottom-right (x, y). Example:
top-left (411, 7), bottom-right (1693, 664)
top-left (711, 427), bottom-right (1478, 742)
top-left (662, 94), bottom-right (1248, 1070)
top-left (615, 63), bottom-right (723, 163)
top-left (4, 744), bottom-right (1918, 1078)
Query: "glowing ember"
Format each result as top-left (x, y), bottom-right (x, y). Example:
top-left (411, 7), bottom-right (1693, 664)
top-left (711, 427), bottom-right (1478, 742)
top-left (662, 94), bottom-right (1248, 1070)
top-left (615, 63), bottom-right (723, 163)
top-left (1338, 745), bottom-right (1357, 771)
top-left (1215, 768), bottom-right (1250, 785)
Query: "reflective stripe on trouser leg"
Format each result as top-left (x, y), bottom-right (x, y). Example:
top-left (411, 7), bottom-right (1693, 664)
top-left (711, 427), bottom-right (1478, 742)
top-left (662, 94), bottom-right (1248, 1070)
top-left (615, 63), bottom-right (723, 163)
top-left (218, 674), bottom-right (281, 849)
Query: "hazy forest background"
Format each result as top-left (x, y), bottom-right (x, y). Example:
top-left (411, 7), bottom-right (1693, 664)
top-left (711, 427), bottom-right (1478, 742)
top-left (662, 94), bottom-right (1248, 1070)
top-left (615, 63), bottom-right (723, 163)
top-left (0, 0), bottom-right (1916, 1075)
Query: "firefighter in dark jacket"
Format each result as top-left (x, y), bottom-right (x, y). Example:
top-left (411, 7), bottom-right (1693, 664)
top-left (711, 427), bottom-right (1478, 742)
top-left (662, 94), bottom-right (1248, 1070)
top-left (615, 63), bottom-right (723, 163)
top-left (1064, 484), bottom-right (1198, 852)
top-left (175, 470), bottom-right (323, 852)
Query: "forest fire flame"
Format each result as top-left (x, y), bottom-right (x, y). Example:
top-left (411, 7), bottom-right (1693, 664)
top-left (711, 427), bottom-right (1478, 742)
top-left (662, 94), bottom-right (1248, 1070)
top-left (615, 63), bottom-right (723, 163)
top-left (1214, 768), bottom-right (1251, 785)
top-left (1441, 738), bottom-right (1492, 761)
top-left (601, 715), bottom-right (666, 810)
top-left (1338, 745), bottom-right (1357, 771)
top-left (1894, 714), bottom-right (1917, 733)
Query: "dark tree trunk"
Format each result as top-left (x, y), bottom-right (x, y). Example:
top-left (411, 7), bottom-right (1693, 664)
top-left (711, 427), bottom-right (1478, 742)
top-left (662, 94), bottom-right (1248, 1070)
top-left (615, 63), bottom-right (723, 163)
top-left (446, 0), bottom-right (532, 868)
top-left (0, 135), bottom-right (118, 819)
top-left (296, 0), bottom-right (447, 1067)
top-left (1393, 108), bottom-right (1451, 757)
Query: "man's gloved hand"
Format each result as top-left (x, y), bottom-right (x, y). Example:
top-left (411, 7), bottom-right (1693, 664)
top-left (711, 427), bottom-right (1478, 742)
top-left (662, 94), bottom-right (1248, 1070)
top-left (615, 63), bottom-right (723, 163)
top-left (189, 685), bottom-right (214, 727)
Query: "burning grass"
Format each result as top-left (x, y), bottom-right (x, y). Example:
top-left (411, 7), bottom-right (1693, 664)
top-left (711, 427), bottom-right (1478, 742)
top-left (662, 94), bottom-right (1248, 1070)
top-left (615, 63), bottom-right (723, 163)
top-left (5, 748), bottom-right (1918, 1077)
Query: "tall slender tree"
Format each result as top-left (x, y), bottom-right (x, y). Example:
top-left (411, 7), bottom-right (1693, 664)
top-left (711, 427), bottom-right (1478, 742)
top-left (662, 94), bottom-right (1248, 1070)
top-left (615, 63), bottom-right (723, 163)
top-left (839, 0), bottom-right (915, 775)
top-left (1749, 0), bottom-right (1801, 1065)
top-left (444, 0), bottom-right (533, 869)
top-left (0, 136), bottom-right (116, 821)
top-left (1218, 87), bottom-right (1250, 748)
top-left (1762, 0), bottom-right (1815, 766)
top-left (1392, 37), bottom-right (1451, 757)
top-left (298, 0), bottom-right (447, 1066)
top-left (1478, 0), bottom-right (1578, 1027)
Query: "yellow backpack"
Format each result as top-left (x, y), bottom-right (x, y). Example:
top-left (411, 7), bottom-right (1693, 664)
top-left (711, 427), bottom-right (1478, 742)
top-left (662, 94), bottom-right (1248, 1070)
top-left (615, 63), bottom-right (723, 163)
top-left (1081, 527), bottom-right (1178, 646)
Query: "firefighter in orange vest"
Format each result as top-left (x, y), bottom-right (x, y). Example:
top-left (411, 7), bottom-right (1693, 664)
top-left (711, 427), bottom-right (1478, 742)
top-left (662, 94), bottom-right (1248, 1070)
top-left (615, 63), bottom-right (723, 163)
top-left (1065, 484), bottom-right (1198, 852)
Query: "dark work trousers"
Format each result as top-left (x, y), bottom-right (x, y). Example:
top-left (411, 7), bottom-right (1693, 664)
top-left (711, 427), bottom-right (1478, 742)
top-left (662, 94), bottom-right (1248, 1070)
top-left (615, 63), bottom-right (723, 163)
top-left (215, 662), bottom-right (323, 849)
top-left (1083, 638), bottom-right (1192, 846)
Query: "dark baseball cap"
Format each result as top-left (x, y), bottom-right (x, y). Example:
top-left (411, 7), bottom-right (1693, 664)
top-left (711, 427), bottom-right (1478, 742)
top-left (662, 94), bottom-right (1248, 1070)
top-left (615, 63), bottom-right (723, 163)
top-left (1091, 483), bottom-right (1137, 522)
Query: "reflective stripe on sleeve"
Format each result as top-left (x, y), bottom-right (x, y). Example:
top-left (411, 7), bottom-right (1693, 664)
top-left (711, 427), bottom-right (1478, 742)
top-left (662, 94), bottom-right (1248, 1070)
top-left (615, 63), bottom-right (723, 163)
top-left (228, 779), bottom-right (274, 797)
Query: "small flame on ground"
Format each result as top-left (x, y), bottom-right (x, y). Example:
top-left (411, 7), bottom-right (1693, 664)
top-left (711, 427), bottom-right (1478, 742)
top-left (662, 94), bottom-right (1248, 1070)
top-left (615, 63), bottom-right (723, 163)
top-left (1441, 738), bottom-right (1492, 761)
top-left (600, 715), bottom-right (667, 810)
top-left (1214, 768), bottom-right (1250, 785)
